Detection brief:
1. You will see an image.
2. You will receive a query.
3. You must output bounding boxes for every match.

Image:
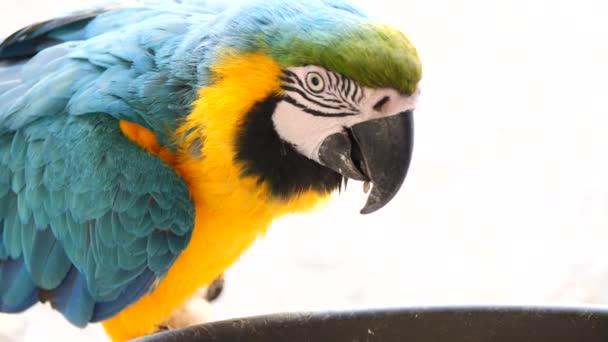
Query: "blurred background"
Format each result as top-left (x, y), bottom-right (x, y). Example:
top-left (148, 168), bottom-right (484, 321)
top-left (1, 0), bottom-right (608, 341)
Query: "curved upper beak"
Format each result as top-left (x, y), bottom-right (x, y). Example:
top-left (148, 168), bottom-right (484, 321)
top-left (318, 111), bottom-right (414, 214)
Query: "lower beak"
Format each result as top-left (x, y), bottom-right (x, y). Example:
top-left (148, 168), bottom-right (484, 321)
top-left (317, 111), bottom-right (414, 214)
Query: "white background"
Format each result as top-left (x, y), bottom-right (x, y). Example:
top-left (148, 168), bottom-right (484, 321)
top-left (1, 0), bottom-right (608, 341)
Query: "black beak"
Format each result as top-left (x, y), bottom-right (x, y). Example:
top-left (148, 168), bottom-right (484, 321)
top-left (318, 111), bottom-right (414, 214)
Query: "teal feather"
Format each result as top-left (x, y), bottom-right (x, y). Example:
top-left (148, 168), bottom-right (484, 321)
top-left (150, 191), bottom-right (174, 210)
top-left (16, 195), bottom-right (31, 225)
top-left (111, 213), bottom-right (138, 246)
top-left (4, 205), bottom-right (22, 259)
top-left (0, 184), bottom-right (8, 199)
top-left (24, 167), bottom-right (44, 189)
top-left (0, 136), bottom-right (10, 165)
top-left (89, 224), bottom-right (104, 265)
top-left (105, 268), bottom-right (144, 289)
top-left (0, 167), bottom-right (9, 190)
top-left (49, 214), bottom-right (68, 241)
top-left (24, 184), bottom-right (44, 211)
top-left (112, 189), bottom-right (139, 213)
top-left (43, 161), bottom-right (68, 191)
top-left (10, 170), bottom-right (25, 194)
top-left (32, 200), bottom-right (51, 230)
top-left (100, 245), bottom-right (119, 270)
top-left (146, 232), bottom-right (167, 257)
top-left (124, 196), bottom-right (149, 219)
top-left (97, 213), bottom-right (115, 248)
top-left (0, 225), bottom-right (6, 259)
top-left (25, 139), bottom-right (47, 169)
top-left (19, 219), bottom-right (36, 267)
top-left (118, 211), bottom-right (146, 234)
top-left (167, 232), bottom-right (190, 254)
top-left (117, 245), bottom-right (147, 271)
top-left (27, 227), bottom-right (71, 288)
top-left (147, 251), bottom-right (175, 274)
top-left (0, 193), bottom-right (9, 219)
top-left (124, 237), bottom-right (147, 254)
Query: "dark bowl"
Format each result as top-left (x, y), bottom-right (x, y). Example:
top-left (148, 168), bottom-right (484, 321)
top-left (133, 306), bottom-right (608, 342)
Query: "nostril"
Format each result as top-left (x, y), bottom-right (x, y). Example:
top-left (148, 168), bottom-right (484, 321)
top-left (373, 96), bottom-right (390, 112)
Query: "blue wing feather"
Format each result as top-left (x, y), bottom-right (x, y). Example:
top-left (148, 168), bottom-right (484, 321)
top-left (91, 269), bottom-right (156, 322)
top-left (0, 1), bottom-right (202, 324)
top-left (0, 113), bottom-right (195, 326)
top-left (0, 257), bottom-right (38, 312)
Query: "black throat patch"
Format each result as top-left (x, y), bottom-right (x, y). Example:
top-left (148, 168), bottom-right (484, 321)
top-left (236, 95), bottom-right (342, 199)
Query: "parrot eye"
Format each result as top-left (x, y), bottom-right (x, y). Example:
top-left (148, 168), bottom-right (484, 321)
top-left (306, 72), bottom-right (325, 93)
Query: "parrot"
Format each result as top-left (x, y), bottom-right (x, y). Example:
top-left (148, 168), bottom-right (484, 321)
top-left (0, 0), bottom-right (421, 340)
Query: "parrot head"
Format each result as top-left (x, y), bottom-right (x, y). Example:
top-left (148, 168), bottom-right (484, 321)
top-left (183, 0), bottom-right (421, 214)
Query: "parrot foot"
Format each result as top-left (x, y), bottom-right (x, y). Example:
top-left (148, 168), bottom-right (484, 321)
top-left (156, 275), bottom-right (225, 332)
top-left (158, 294), bottom-right (212, 331)
top-left (204, 274), bottom-right (225, 302)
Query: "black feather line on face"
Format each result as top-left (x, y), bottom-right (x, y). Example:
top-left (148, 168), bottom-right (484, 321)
top-left (283, 96), bottom-right (357, 117)
top-left (235, 95), bottom-right (342, 199)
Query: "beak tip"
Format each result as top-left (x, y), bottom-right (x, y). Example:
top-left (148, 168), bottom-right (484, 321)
top-left (359, 190), bottom-right (387, 215)
top-left (359, 191), bottom-right (393, 215)
top-left (359, 207), bottom-right (376, 215)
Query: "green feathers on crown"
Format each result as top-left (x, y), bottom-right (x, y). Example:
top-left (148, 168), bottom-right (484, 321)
top-left (267, 24), bottom-right (422, 95)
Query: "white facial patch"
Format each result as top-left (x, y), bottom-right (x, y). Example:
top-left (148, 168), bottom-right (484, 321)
top-left (272, 65), bottom-right (420, 161)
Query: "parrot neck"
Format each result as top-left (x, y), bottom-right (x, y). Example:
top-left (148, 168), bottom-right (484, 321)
top-left (176, 52), bottom-right (337, 214)
top-left (235, 94), bottom-right (342, 199)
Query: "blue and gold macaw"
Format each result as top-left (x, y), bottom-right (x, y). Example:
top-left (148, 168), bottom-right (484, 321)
top-left (0, 0), bottom-right (421, 340)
